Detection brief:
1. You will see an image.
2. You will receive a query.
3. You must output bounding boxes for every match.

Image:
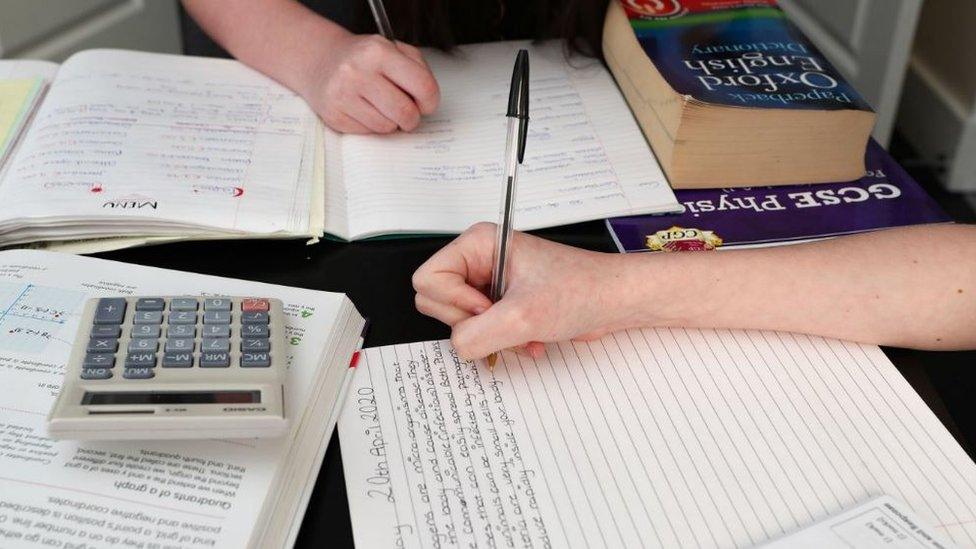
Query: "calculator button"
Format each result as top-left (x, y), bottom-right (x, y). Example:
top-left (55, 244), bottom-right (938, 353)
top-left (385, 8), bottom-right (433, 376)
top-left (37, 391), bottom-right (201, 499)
top-left (81, 367), bottom-right (113, 380)
top-left (241, 338), bottom-right (270, 352)
top-left (87, 337), bottom-right (118, 353)
top-left (202, 325), bottom-right (230, 338)
top-left (133, 311), bottom-right (163, 324)
top-left (123, 367), bottom-right (155, 379)
top-left (128, 339), bottom-right (158, 352)
top-left (94, 298), bottom-right (126, 325)
top-left (83, 353), bottom-right (115, 368)
top-left (165, 338), bottom-right (195, 352)
top-left (167, 324), bottom-right (195, 337)
top-left (241, 324), bottom-right (269, 337)
top-left (168, 311), bottom-right (197, 325)
top-left (131, 325), bottom-right (161, 338)
top-left (241, 311), bottom-right (269, 325)
top-left (201, 338), bottom-right (230, 352)
top-left (170, 298), bottom-right (199, 311)
top-left (241, 352), bottom-right (271, 367)
top-left (204, 298), bottom-right (232, 311)
top-left (162, 352), bottom-right (194, 368)
top-left (242, 298), bottom-right (269, 312)
top-left (135, 298), bottom-right (165, 311)
top-left (125, 352), bottom-right (156, 368)
top-left (91, 325), bottom-right (121, 338)
top-left (203, 311), bottom-right (232, 324)
top-left (200, 352), bottom-right (230, 368)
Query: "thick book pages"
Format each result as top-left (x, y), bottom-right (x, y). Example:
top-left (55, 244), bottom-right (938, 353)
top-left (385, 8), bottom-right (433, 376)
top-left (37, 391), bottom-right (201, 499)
top-left (340, 331), bottom-right (976, 548)
top-left (322, 39), bottom-right (681, 240)
top-left (0, 249), bottom-right (365, 548)
top-left (607, 139), bottom-right (952, 252)
top-left (603, 0), bottom-right (876, 188)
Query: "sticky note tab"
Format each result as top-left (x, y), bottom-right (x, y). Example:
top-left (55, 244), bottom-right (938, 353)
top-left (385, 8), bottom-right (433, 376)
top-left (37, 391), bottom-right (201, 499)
top-left (0, 77), bottom-right (44, 160)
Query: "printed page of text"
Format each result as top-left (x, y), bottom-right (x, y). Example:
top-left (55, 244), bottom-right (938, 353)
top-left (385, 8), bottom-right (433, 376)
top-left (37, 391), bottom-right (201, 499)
top-left (0, 249), bottom-right (345, 548)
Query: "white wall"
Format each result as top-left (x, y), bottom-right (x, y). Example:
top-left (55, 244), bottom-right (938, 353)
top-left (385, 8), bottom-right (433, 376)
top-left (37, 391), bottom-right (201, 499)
top-left (897, 0), bottom-right (976, 193)
top-left (779, 0), bottom-right (922, 146)
top-left (0, 0), bottom-right (181, 61)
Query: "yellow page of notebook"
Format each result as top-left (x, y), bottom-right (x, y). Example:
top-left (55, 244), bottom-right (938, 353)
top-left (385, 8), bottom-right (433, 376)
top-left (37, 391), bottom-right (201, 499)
top-left (0, 77), bottom-right (43, 158)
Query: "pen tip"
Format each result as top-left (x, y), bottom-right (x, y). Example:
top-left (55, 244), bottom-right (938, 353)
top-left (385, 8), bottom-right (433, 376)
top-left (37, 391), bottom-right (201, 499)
top-left (487, 353), bottom-right (497, 370)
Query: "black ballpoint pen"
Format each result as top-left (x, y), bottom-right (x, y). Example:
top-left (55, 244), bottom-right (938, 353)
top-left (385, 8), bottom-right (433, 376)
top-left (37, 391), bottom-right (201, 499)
top-left (487, 49), bottom-right (529, 371)
top-left (367, 0), bottom-right (395, 39)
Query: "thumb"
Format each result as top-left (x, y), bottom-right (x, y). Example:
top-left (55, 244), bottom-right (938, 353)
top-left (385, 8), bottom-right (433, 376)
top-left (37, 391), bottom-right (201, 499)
top-left (450, 300), bottom-right (533, 361)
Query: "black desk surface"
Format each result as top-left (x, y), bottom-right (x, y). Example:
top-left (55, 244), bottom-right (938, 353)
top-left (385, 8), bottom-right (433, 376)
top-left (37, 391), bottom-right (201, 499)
top-left (96, 220), bottom-right (976, 548)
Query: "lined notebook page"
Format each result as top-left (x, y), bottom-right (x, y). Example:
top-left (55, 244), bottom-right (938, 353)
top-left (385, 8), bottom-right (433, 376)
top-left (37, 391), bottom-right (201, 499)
top-left (340, 329), bottom-right (976, 548)
top-left (333, 40), bottom-right (678, 240)
top-left (0, 50), bottom-right (314, 238)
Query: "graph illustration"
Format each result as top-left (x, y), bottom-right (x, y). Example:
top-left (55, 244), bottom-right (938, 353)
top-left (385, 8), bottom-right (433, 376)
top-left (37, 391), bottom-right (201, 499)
top-left (0, 282), bottom-right (86, 354)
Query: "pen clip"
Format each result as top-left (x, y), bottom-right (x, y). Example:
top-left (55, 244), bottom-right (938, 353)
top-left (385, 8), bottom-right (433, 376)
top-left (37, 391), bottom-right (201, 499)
top-left (507, 49), bottom-right (530, 164)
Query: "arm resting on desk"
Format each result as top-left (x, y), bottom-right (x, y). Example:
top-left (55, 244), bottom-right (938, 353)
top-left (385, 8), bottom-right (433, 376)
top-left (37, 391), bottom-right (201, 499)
top-left (181, 0), bottom-right (439, 133)
top-left (413, 223), bottom-right (976, 359)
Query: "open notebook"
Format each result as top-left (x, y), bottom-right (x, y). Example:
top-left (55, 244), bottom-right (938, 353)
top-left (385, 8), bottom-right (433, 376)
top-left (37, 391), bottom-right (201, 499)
top-left (340, 331), bottom-right (976, 548)
top-left (0, 249), bottom-right (366, 548)
top-left (321, 40), bottom-right (678, 239)
top-left (0, 51), bottom-right (319, 248)
top-left (0, 41), bottom-right (678, 251)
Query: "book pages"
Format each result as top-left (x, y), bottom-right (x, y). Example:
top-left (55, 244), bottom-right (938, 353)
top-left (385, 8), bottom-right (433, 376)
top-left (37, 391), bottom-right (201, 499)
top-left (0, 249), bottom-right (361, 548)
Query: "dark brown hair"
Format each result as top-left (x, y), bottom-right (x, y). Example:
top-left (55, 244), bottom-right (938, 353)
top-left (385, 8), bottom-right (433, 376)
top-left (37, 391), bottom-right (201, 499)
top-left (379, 0), bottom-right (611, 57)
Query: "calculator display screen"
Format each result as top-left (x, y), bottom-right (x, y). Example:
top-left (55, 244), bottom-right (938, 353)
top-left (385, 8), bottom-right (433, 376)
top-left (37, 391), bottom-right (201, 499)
top-left (82, 391), bottom-right (261, 405)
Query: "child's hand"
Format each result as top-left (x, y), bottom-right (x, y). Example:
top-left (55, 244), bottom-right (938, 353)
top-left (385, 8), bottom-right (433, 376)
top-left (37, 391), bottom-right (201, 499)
top-left (303, 32), bottom-right (440, 134)
top-left (412, 223), bottom-right (634, 360)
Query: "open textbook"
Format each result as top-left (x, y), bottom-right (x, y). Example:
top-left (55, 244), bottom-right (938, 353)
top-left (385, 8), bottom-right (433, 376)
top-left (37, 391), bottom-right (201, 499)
top-left (0, 249), bottom-right (366, 548)
top-left (0, 40), bottom-right (679, 251)
top-left (340, 331), bottom-right (976, 548)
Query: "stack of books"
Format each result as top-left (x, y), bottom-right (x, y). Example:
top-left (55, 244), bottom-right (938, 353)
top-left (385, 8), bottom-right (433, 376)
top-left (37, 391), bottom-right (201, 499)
top-left (600, 0), bottom-right (949, 249)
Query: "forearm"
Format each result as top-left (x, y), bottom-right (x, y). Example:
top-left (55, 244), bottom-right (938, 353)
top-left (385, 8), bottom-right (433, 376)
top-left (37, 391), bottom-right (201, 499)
top-left (616, 225), bottom-right (976, 350)
top-left (181, 0), bottom-right (346, 97)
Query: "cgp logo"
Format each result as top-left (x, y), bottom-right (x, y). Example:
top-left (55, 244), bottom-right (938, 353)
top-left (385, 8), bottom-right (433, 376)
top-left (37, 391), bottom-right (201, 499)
top-left (622, 0), bottom-right (686, 18)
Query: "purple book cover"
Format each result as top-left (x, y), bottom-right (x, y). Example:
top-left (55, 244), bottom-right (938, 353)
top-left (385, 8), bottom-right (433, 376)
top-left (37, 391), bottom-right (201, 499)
top-left (607, 140), bottom-right (952, 253)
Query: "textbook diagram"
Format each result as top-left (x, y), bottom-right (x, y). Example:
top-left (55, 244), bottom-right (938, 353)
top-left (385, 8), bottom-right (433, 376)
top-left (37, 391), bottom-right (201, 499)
top-left (0, 282), bottom-right (85, 354)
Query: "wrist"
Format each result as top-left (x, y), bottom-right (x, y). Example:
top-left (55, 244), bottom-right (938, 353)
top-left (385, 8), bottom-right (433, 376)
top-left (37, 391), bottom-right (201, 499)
top-left (293, 22), bottom-right (351, 100)
top-left (592, 252), bottom-right (652, 332)
top-left (610, 251), bottom-right (727, 331)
